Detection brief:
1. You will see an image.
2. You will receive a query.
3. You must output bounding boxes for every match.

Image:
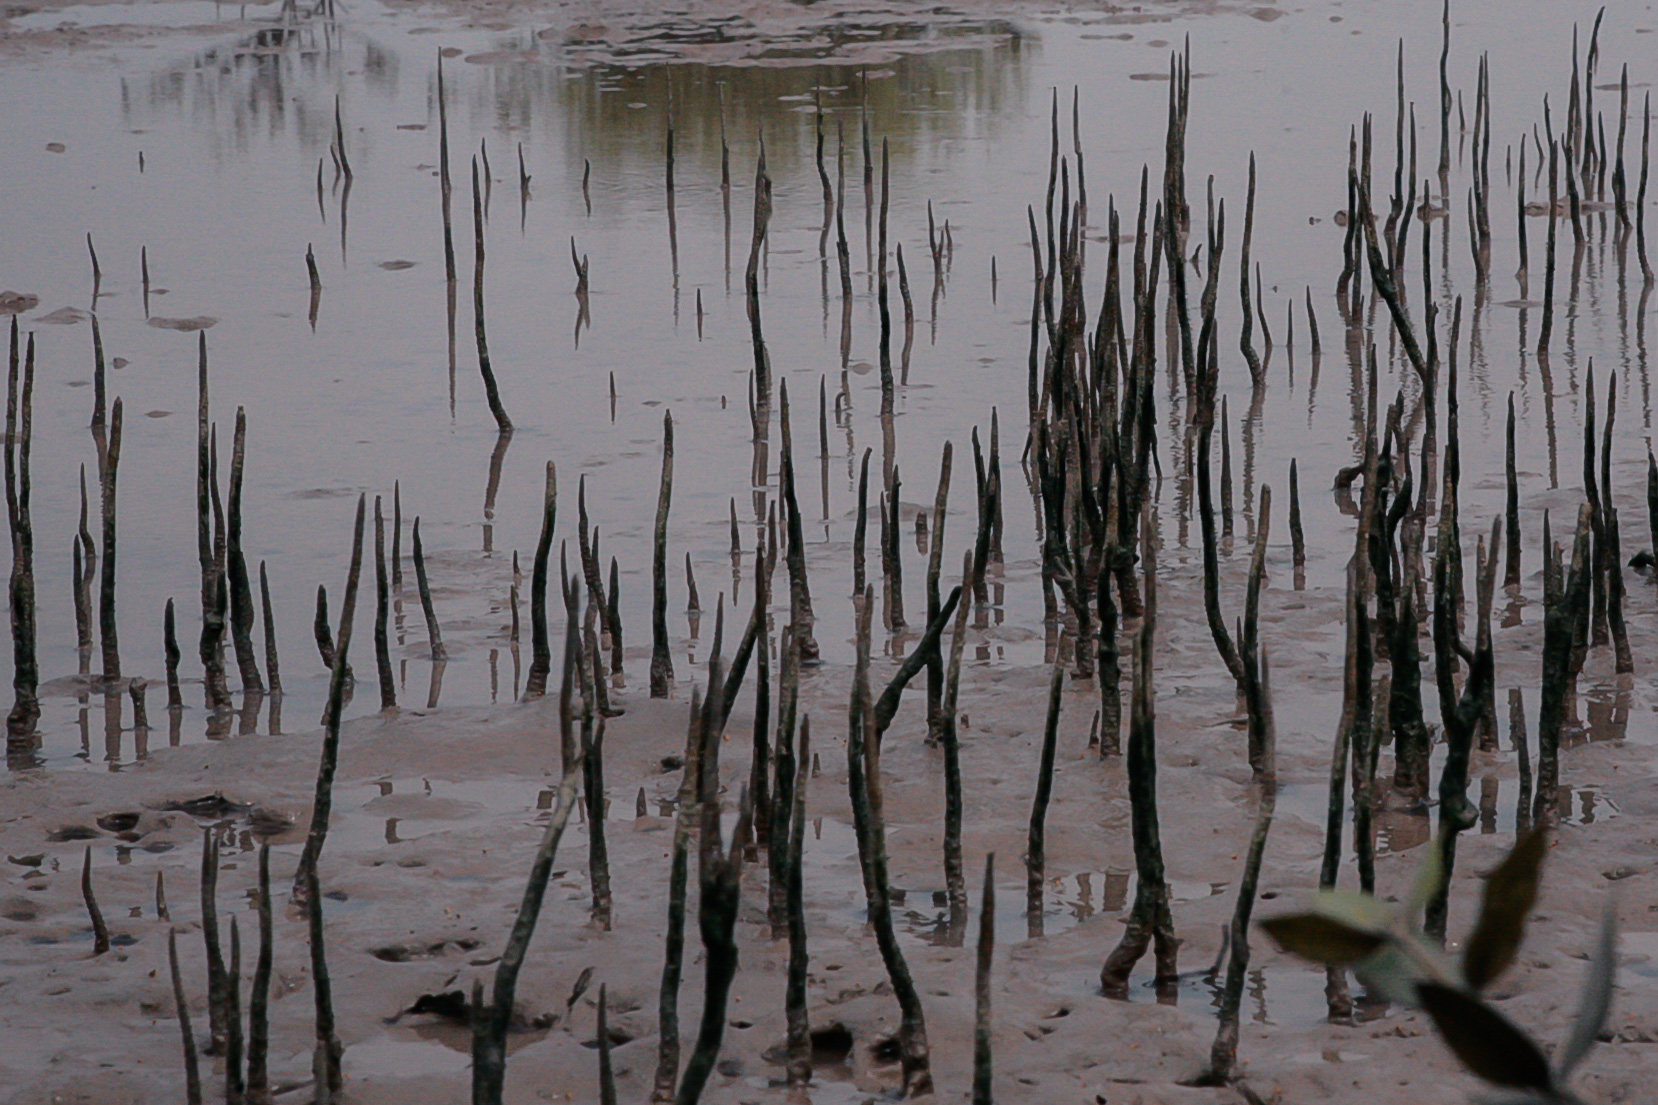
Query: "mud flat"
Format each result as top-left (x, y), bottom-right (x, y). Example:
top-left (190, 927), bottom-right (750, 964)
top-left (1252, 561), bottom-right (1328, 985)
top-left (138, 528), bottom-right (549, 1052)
top-left (2, 0), bottom-right (1658, 1101)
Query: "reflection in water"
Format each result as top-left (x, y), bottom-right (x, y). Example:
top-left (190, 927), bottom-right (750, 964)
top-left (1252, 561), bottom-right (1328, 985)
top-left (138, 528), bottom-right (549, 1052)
top-left (666, 94), bottom-right (680, 324)
top-left (1375, 803), bottom-right (1431, 856)
top-left (901, 868), bottom-right (1226, 948)
top-left (1366, 776), bottom-right (1619, 849)
top-left (124, 18), bottom-right (399, 163)
top-left (1478, 772), bottom-right (1499, 834)
top-left (459, 42), bottom-right (1029, 205)
top-left (426, 658), bottom-right (445, 708)
top-left (1276, 692), bottom-right (1618, 860)
top-left (5, 0), bottom-right (1644, 783)
top-left (1510, 685), bottom-right (1533, 832)
top-left (1116, 960), bottom-right (1392, 1028)
top-left (1576, 681), bottom-right (1632, 745)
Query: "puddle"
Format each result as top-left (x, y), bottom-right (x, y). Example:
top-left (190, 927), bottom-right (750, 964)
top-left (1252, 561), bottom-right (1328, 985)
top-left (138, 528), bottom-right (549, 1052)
top-left (1277, 776), bottom-right (1618, 856)
top-left (894, 870), bottom-right (1228, 944)
top-left (1120, 964), bottom-right (1393, 1030)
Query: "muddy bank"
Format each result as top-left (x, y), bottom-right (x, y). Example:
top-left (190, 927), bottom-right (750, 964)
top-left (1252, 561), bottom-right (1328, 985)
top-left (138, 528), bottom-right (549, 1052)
top-left (3, 555), bottom-right (1658, 1104)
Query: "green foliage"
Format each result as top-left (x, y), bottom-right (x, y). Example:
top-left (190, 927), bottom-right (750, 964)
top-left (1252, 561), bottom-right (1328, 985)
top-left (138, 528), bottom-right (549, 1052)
top-left (1558, 906), bottom-right (1618, 1079)
top-left (1261, 830), bottom-right (1616, 1102)
top-left (1257, 913), bottom-right (1386, 966)
top-left (1463, 827), bottom-right (1548, 991)
top-left (1417, 983), bottom-right (1554, 1092)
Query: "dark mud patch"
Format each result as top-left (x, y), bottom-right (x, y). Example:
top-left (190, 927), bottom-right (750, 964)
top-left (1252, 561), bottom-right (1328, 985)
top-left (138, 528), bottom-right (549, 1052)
top-left (146, 315), bottom-right (217, 331)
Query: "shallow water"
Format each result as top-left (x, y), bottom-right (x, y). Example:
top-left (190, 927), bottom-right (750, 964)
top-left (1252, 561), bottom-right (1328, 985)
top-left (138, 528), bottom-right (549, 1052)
top-left (1, 0), bottom-right (1654, 773)
top-left (10, 0), bottom-right (270, 30)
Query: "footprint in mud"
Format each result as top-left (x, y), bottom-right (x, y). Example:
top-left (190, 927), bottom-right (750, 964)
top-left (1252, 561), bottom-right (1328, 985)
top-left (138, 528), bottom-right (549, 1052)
top-left (155, 794), bottom-right (251, 819)
top-left (400, 991), bottom-right (468, 1021)
top-left (368, 936), bottom-right (481, 963)
top-left (580, 1023), bottom-right (635, 1050)
top-left (1, 897), bottom-right (41, 922)
top-left (152, 795), bottom-right (292, 839)
top-left (95, 812), bottom-right (139, 833)
top-left (386, 988), bottom-right (556, 1058)
top-left (811, 1023), bottom-right (854, 1065)
top-left (764, 1021), bottom-right (856, 1077)
top-left (245, 809), bottom-right (294, 836)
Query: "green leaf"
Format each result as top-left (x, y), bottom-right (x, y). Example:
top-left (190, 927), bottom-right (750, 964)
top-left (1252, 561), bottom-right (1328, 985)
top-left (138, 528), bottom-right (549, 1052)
top-left (1351, 941), bottom-right (1426, 1006)
top-left (1309, 888), bottom-right (1394, 934)
top-left (1406, 835), bottom-right (1445, 930)
top-left (1557, 903), bottom-right (1618, 1077)
top-left (1417, 982), bottom-right (1555, 1092)
top-left (1463, 827), bottom-right (1548, 991)
top-left (1353, 931), bottom-right (1460, 1007)
top-left (1260, 913), bottom-right (1389, 966)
